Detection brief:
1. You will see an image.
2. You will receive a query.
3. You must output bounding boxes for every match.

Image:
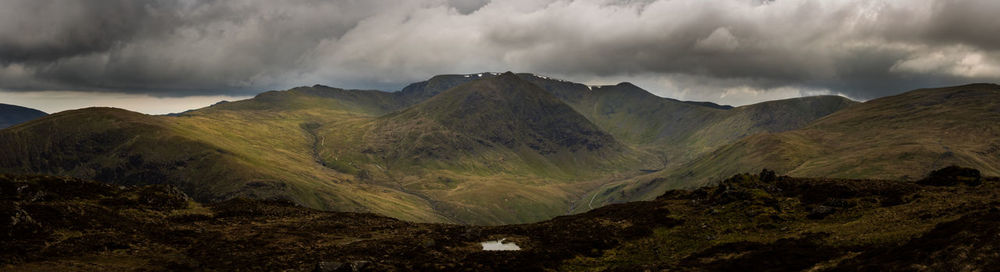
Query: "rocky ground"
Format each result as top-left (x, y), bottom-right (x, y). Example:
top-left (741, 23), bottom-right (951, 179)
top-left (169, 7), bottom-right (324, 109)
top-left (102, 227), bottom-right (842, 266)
top-left (2, 167), bottom-right (999, 271)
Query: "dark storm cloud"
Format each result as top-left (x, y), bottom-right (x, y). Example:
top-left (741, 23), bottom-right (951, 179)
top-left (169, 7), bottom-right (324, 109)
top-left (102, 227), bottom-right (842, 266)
top-left (0, 0), bottom-right (394, 95)
top-left (1, 0), bottom-right (999, 103)
top-left (0, 1), bottom-right (158, 63)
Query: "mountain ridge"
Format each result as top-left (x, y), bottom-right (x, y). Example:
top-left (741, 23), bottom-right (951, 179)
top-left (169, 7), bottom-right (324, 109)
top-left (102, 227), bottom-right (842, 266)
top-left (589, 83), bottom-right (1000, 206)
top-left (518, 74), bottom-right (858, 166)
top-left (2, 72), bottom-right (965, 226)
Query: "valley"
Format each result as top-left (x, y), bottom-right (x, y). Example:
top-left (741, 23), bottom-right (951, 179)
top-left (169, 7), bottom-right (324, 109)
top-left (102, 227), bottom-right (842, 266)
top-left (587, 83), bottom-right (1000, 209)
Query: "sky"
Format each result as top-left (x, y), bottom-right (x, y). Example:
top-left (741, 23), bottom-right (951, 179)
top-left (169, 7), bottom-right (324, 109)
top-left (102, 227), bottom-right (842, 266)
top-left (2, 0), bottom-right (1000, 114)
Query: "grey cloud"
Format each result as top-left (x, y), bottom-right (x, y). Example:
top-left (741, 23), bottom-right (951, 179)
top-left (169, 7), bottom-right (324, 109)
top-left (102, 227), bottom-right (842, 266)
top-left (448, 0), bottom-right (491, 14)
top-left (0, 1), bottom-right (152, 63)
top-left (1, 0), bottom-right (395, 95)
top-left (1, 0), bottom-right (999, 103)
top-left (918, 0), bottom-right (1000, 51)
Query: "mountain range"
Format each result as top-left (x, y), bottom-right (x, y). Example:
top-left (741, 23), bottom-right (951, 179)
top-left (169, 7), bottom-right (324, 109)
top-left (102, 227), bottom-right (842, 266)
top-left (588, 83), bottom-right (1000, 208)
top-left (1, 72), bottom-right (997, 225)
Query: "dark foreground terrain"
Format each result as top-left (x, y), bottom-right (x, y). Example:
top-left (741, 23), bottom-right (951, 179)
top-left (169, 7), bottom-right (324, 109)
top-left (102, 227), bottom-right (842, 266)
top-left (3, 167), bottom-right (999, 271)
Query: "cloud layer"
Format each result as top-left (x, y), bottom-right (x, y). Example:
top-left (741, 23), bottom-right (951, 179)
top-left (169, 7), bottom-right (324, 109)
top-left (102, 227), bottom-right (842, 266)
top-left (2, 0), bottom-right (999, 104)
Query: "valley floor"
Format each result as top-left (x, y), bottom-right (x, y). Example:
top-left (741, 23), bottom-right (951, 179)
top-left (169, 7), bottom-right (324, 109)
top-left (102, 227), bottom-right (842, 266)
top-left (3, 169), bottom-right (999, 271)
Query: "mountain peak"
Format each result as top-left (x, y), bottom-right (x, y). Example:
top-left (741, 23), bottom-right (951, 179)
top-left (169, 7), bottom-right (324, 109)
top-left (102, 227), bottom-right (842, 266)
top-left (381, 72), bottom-right (622, 155)
top-left (615, 82), bottom-right (638, 88)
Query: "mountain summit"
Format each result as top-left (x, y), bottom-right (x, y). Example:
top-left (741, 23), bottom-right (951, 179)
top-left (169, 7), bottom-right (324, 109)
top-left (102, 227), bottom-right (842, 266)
top-left (384, 72), bottom-right (619, 154)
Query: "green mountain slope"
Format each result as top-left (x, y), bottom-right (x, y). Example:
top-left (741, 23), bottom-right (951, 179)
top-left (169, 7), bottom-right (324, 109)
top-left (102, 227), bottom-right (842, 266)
top-left (0, 72), bottom-right (890, 225)
top-left (518, 74), bottom-right (857, 166)
top-left (201, 73), bottom-right (488, 116)
top-left (370, 72), bottom-right (630, 174)
top-left (395, 73), bottom-right (492, 106)
top-left (246, 72), bottom-right (851, 170)
top-left (598, 83), bottom-right (1000, 205)
top-left (0, 103), bottom-right (46, 128)
top-left (0, 73), bottom-right (648, 225)
top-left (206, 85), bottom-right (400, 116)
top-left (0, 107), bottom-right (449, 222)
top-left (308, 73), bottom-right (650, 224)
top-left (0, 108), bottom-right (256, 200)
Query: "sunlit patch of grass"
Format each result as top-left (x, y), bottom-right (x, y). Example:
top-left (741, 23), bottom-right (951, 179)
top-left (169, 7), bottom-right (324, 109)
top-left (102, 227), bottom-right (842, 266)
top-left (168, 201), bottom-right (214, 218)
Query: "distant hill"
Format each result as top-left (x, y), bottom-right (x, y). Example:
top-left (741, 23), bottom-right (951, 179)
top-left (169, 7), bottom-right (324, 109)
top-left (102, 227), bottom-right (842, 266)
top-left (594, 83), bottom-right (1000, 205)
top-left (518, 74), bottom-right (857, 166)
top-left (0, 103), bottom-right (46, 128)
top-left (199, 73), bottom-right (492, 116)
top-left (310, 73), bottom-right (649, 223)
top-left (681, 100), bottom-right (734, 109)
top-left (0, 107), bottom-right (247, 197)
top-left (394, 73), bottom-right (495, 107)
top-left (0, 107), bottom-right (450, 223)
top-left (368, 72), bottom-right (628, 171)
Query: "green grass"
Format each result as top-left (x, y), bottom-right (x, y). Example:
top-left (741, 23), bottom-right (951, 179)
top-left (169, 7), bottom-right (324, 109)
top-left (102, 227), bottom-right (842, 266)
top-left (521, 75), bottom-right (857, 169)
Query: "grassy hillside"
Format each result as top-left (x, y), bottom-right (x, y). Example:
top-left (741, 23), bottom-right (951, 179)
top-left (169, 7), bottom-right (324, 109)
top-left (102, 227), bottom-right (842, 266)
top-left (686, 95), bottom-right (858, 158)
top-left (595, 83), bottom-right (1000, 206)
top-left (0, 73), bottom-right (651, 225)
top-left (14, 72), bottom-right (969, 226)
top-left (518, 74), bottom-right (857, 166)
top-left (369, 72), bottom-right (633, 175)
top-left (395, 73), bottom-right (491, 106)
top-left (0, 103), bottom-right (46, 128)
top-left (0, 107), bottom-right (248, 198)
top-left (205, 73), bottom-right (488, 115)
top-left (393, 73), bottom-right (851, 168)
top-left (308, 73), bottom-right (652, 224)
top-left (0, 107), bottom-right (449, 223)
